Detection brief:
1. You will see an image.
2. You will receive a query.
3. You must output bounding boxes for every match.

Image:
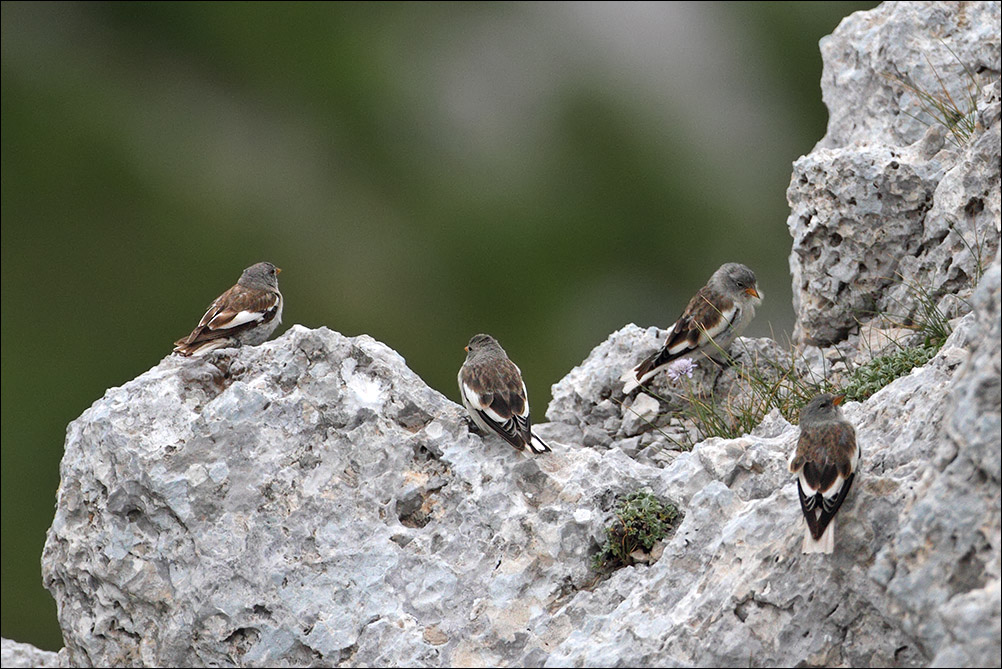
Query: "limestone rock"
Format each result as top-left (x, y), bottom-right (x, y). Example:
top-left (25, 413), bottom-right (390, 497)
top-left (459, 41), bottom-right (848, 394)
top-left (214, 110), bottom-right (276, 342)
top-left (40, 262), bottom-right (1001, 666)
top-left (789, 2), bottom-right (1001, 346)
top-left (41, 326), bottom-right (685, 667)
top-left (817, 1), bottom-right (1000, 150)
top-left (543, 252), bottom-right (1001, 668)
top-left (1, 638), bottom-right (66, 668)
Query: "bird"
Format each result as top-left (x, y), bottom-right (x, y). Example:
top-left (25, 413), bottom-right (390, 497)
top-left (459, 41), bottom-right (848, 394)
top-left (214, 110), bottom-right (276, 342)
top-left (621, 262), bottom-right (762, 394)
top-left (458, 333), bottom-right (551, 454)
top-left (173, 262), bottom-right (284, 357)
top-left (788, 393), bottom-right (860, 554)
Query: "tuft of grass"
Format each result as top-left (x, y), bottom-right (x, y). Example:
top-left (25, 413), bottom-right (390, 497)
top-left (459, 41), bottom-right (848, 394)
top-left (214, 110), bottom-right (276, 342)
top-left (949, 217), bottom-right (991, 287)
top-left (659, 341), bottom-right (838, 449)
top-left (593, 491), bottom-right (680, 572)
top-left (884, 41), bottom-right (981, 146)
top-left (843, 275), bottom-right (954, 402)
top-left (878, 274), bottom-right (954, 350)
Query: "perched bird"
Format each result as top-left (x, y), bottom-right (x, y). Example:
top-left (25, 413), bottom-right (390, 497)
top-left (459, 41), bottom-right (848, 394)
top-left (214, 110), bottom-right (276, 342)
top-left (788, 393), bottom-right (860, 554)
top-left (458, 334), bottom-right (551, 454)
top-left (622, 262), bottom-right (762, 394)
top-left (173, 262), bottom-right (284, 357)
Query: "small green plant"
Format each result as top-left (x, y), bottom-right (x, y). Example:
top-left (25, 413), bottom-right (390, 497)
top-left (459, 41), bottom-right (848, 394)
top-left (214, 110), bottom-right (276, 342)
top-left (593, 491), bottom-right (680, 572)
top-left (842, 275), bottom-right (954, 402)
top-left (842, 343), bottom-right (939, 402)
top-left (877, 274), bottom-right (954, 350)
top-left (885, 41), bottom-right (981, 146)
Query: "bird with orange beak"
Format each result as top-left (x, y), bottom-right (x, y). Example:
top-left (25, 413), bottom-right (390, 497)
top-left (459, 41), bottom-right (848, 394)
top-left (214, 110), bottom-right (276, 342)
top-left (173, 262), bottom-right (283, 356)
top-left (789, 393), bottom-right (860, 554)
top-left (622, 262), bottom-right (762, 393)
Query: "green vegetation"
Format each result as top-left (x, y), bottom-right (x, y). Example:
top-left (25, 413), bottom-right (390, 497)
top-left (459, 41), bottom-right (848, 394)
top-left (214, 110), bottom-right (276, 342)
top-left (842, 344), bottom-right (939, 402)
top-left (593, 491), bottom-right (680, 572)
top-left (842, 276), bottom-right (954, 402)
top-left (657, 340), bottom-right (837, 450)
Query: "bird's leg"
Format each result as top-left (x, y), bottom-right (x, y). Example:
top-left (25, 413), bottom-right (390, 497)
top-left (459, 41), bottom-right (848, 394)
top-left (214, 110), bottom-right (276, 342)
top-left (462, 414), bottom-right (485, 435)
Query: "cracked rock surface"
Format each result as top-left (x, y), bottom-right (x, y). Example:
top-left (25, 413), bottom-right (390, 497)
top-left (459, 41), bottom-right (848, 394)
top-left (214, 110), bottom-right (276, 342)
top-left (788, 1), bottom-right (1001, 346)
top-left (38, 246), bottom-right (1001, 666)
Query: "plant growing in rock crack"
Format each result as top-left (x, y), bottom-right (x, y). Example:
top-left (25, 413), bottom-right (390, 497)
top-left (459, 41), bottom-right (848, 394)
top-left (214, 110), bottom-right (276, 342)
top-left (842, 345), bottom-right (939, 402)
top-left (639, 339), bottom-right (838, 448)
top-left (949, 217), bottom-right (993, 287)
top-left (842, 276), bottom-right (955, 402)
top-left (592, 491), bottom-right (680, 572)
top-left (884, 40), bottom-right (981, 146)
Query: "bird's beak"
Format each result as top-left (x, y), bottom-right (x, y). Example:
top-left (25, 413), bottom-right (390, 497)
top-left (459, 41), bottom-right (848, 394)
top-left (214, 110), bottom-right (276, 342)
top-left (464, 346), bottom-right (470, 352)
top-left (833, 394), bottom-right (846, 406)
top-left (745, 286), bottom-right (760, 299)
top-left (276, 267), bottom-right (283, 274)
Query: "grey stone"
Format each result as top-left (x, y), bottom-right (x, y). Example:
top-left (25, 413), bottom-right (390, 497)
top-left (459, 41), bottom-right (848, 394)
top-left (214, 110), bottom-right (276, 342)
top-left (817, 1), bottom-right (1000, 150)
top-left (789, 2), bottom-right (1001, 346)
top-left (40, 279), bottom-right (1001, 666)
top-left (1, 639), bottom-right (66, 668)
top-left (41, 326), bottom-right (690, 667)
top-left (541, 263), bottom-right (1000, 665)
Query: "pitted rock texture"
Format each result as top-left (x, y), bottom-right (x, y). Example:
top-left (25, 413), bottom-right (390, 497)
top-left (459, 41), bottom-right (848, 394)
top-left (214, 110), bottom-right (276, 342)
top-left (41, 257), bottom-right (1001, 667)
top-left (540, 256), bottom-right (1000, 669)
top-left (788, 2), bottom-right (1001, 346)
top-left (817, 1), bottom-right (1000, 150)
top-left (41, 326), bottom-right (688, 667)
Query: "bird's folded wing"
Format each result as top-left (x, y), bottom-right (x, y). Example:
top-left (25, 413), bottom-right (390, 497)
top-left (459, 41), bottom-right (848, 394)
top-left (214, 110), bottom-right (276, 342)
top-left (201, 285), bottom-right (281, 331)
top-left (462, 382), bottom-right (525, 446)
top-left (664, 289), bottom-right (739, 357)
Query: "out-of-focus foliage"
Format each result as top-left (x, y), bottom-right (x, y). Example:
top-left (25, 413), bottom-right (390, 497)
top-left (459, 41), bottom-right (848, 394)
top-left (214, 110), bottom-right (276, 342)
top-left (1, 1), bottom-right (876, 649)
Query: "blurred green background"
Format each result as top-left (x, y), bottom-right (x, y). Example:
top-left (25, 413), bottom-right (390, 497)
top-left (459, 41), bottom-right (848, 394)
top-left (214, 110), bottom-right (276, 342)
top-left (2, 1), bottom-right (876, 650)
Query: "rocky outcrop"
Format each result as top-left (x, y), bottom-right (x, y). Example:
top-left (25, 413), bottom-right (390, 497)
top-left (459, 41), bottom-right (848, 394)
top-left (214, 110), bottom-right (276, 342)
top-left (16, 2), bottom-right (1002, 667)
top-left (789, 1), bottom-right (1001, 346)
top-left (539, 255), bottom-right (1000, 667)
top-left (37, 250), bottom-right (1001, 667)
top-left (40, 327), bottom-right (686, 667)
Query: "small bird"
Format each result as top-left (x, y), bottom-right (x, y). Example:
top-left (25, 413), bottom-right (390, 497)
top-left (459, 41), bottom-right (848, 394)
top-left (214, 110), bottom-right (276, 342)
top-left (173, 262), bottom-right (284, 357)
top-left (788, 393), bottom-right (860, 554)
top-left (458, 334), bottom-right (551, 454)
top-left (622, 262), bottom-right (762, 393)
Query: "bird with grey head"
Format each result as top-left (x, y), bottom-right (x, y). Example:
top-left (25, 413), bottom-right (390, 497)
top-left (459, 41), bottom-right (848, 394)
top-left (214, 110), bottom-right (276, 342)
top-left (788, 393), bottom-right (860, 554)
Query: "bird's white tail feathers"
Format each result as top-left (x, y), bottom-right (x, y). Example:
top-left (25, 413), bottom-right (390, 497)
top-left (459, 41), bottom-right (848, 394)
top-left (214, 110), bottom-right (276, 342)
top-left (621, 365), bottom-right (660, 395)
top-left (802, 518), bottom-right (835, 554)
top-left (175, 339), bottom-right (232, 357)
top-left (621, 368), bottom-right (642, 395)
top-left (528, 432), bottom-right (551, 454)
